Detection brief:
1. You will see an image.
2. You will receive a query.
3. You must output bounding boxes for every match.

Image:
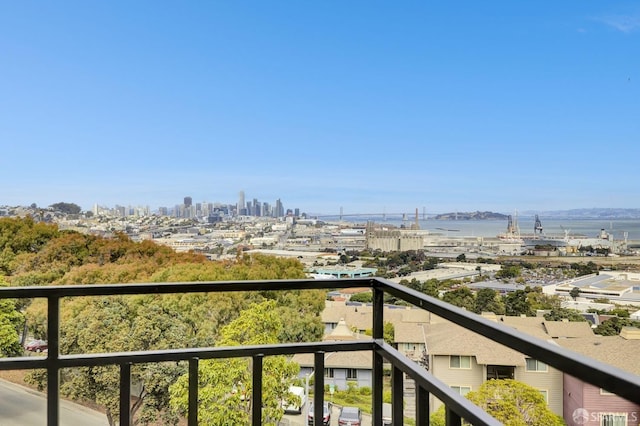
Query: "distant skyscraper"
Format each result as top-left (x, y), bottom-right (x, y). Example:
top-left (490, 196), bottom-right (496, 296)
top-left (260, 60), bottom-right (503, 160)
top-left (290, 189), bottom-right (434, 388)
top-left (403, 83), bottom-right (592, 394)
top-left (184, 196), bottom-right (192, 207)
top-left (238, 191), bottom-right (245, 216)
top-left (275, 199), bottom-right (284, 218)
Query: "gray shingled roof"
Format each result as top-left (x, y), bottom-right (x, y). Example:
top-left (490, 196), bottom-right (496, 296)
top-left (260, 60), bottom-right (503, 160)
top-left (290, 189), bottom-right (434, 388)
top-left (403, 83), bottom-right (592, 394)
top-left (291, 350), bottom-right (372, 369)
top-left (394, 322), bottom-right (428, 344)
top-left (555, 335), bottom-right (640, 376)
top-left (543, 320), bottom-right (594, 338)
top-left (425, 322), bottom-right (527, 366)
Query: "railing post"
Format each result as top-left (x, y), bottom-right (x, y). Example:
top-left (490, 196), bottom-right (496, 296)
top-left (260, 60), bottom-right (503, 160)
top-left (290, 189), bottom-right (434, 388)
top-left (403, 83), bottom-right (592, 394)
top-left (47, 295), bottom-right (60, 426)
top-left (120, 363), bottom-right (131, 426)
top-left (188, 358), bottom-right (199, 426)
top-left (392, 365), bottom-right (404, 426)
top-left (252, 354), bottom-right (263, 426)
top-left (446, 406), bottom-right (462, 426)
top-left (373, 351), bottom-right (383, 425)
top-left (372, 284), bottom-right (384, 426)
top-left (313, 351), bottom-right (325, 426)
top-left (416, 385), bottom-right (429, 425)
top-left (372, 283), bottom-right (384, 340)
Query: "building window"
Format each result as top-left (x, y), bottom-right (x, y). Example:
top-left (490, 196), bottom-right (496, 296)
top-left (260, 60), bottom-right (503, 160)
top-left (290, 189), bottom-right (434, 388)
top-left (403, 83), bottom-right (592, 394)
top-left (324, 368), bottom-right (334, 378)
top-left (600, 388), bottom-right (615, 395)
top-left (346, 369), bottom-right (358, 380)
top-left (487, 365), bottom-right (515, 380)
top-left (450, 355), bottom-right (472, 369)
top-left (525, 358), bottom-right (548, 372)
top-left (600, 413), bottom-right (627, 426)
top-left (538, 390), bottom-right (548, 403)
top-left (451, 386), bottom-right (471, 396)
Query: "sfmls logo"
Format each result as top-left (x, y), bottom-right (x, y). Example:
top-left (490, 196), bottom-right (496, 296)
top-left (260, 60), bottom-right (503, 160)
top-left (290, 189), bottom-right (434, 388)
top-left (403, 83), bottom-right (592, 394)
top-left (572, 408), bottom-right (589, 425)
top-left (572, 408), bottom-right (639, 424)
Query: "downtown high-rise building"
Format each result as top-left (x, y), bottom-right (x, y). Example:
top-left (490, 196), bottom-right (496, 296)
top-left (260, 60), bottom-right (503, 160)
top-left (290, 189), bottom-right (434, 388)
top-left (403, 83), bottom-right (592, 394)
top-left (238, 191), bottom-right (246, 216)
top-left (274, 199), bottom-right (284, 218)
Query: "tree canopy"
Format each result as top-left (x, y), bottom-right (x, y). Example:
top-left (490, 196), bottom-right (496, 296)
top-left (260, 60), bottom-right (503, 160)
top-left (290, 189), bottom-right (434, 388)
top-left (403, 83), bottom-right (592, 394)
top-left (49, 202), bottom-right (82, 214)
top-left (430, 379), bottom-right (564, 426)
top-left (594, 316), bottom-right (640, 336)
top-left (0, 280), bottom-right (24, 357)
top-left (169, 300), bottom-right (300, 425)
top-left (0, 217), bottom-right (324, 425)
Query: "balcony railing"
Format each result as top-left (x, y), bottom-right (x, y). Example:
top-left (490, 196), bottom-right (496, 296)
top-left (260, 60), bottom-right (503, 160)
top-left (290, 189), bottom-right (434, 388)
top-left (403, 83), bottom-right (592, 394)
top-left (2, 277), bottom-right (640, 426)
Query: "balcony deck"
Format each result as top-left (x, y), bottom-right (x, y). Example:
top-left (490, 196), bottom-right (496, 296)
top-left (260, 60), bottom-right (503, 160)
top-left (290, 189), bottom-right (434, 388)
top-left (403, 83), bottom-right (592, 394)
top-left (2, 277), bottom-right (640, 425)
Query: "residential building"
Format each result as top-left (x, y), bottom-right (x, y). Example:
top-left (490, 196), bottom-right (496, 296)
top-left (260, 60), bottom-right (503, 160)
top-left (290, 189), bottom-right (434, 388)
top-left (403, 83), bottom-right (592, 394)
top-left (558, 327), bottom-right (640, 426)
top-left (319, 301), bottom-right (607, 419)
top-left (292, 319), bottom-right (372, 390)
top-left (424, 318), bottom-right (566, 416)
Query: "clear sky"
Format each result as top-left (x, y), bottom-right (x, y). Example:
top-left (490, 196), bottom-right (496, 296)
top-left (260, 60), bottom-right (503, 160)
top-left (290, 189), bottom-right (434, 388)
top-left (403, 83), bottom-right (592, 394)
top-left (1, 1), bottom-right (638, 215)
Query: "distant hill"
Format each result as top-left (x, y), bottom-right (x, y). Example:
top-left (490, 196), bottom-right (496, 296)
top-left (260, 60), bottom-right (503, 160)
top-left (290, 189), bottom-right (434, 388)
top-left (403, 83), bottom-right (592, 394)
top-left (433, 211), bottom-right (508, 220)
top-left (519, 208), bottom-right (640, 219)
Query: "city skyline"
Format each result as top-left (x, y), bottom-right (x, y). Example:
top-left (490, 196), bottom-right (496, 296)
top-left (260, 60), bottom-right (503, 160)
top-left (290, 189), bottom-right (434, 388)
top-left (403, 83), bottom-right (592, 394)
top-left (1, 2), bottom-right (639, 214)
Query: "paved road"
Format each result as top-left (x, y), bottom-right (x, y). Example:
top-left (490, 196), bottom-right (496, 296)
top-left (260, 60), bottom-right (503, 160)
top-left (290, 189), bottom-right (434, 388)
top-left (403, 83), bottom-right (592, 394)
top-left (0, 380), bottom-right (108, 426)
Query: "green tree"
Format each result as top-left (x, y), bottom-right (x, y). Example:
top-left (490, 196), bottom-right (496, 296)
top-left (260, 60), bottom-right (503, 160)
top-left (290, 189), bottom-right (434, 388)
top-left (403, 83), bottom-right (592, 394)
top-left (526, 287), bottom-right (561, 312)
top-left (169, 301), bottom-right (299, 425)
top-left (349, 292), bottom-right (373, 303)
top-left (474, 288), bottom-right (505, 314)
top-left (504, 290), bottom-right (532, 317)
top-left (430, 379), bottom-right (564, 426)
top-left (26, 295), bottom-right (192, 426)
top-left (468, 380), bottom-right (564, 425)
top-left (364, 321), bottom-right (395, 345)
top-left (0, 281), bottom-right (25, 357)
top-left (400, 278), bottom-right (439, 298)
top-left (594, 317), bottom-right (640, 336)
top-left (543, 308), bottom-right (587, 322)
top-left (442, 287), bottom-right (475, 311)
top-left (49, 202), bottom-right (82, 214)
top-left (609, 308), bottom-right (630, 318)
top-left (496, 265), bottom-right (521, 280)
top-left (569, 287), bottom-right (580, 301)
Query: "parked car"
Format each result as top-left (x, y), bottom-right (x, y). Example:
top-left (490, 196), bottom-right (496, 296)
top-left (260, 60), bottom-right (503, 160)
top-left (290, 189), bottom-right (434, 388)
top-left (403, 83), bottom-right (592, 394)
top-left (338, 406), bottom-right (361, 426)
top-left (307, 401), bottom-right (331, 425)
top-left (282, 385), bottom-right (306, 414)
top-left (25, 339), bottom-right (48, 352)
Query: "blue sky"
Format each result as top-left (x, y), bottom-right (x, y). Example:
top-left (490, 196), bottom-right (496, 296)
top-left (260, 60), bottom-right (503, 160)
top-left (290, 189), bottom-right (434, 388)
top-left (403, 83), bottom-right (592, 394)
top-left (1, 1), bottom-right (638, 215)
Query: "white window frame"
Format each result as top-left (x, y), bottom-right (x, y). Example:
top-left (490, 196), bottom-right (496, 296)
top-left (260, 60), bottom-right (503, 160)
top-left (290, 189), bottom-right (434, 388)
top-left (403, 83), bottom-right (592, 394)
top-left (450, 385), bottom-right (472, 396)
top-left (346, 368), bottom-right (358, 380)
top-left (449, 355), bottom-right (472, 369)
top-left (525, 358), bottom-right (548, 372)
top-left (538, 389), bottom-right (548, 403)
top-left (599, 388), bottom-right (615, 395)
top-left (600, 412), bottom-right (627, 426)
top-left (324, 368), bottom-right (334, 378)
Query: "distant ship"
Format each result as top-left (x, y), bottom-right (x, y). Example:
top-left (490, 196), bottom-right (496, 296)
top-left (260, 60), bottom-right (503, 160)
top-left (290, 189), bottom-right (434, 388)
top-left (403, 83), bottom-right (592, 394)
top-left (497, 214), bottom-right (620, 252)
top-left (497, 213), bottom-right (567, 247)
top-left (521, 215), bottom-right (569, 248)
top-left (497, 213), bottom-right (524, 243)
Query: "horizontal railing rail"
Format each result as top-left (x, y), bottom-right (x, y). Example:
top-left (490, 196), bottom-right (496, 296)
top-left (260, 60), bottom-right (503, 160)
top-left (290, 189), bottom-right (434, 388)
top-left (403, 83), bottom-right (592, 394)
top-left (1, 277), bottom-right (639, 426)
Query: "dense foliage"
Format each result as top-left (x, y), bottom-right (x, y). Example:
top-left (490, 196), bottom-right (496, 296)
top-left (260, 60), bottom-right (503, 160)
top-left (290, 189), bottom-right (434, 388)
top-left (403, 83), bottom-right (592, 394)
top-left (170, 300), bottom-right (299, 425)
top-left (0, 217), bottom-right (324, 425)
top-left (49, 202), bottom-right (82, 215)
top-left (594, 316), bottom-right (640, 336)
top-left (430, 379), bottom-right (564, 426)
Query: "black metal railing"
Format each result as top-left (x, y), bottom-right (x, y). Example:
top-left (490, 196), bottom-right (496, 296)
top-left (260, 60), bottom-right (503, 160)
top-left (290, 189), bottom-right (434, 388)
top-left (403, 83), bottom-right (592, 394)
top-left (1, 277), bottom-right (640, 426)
